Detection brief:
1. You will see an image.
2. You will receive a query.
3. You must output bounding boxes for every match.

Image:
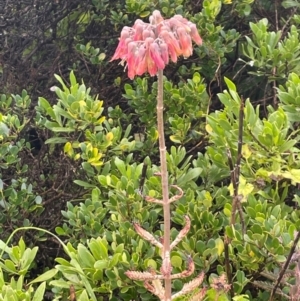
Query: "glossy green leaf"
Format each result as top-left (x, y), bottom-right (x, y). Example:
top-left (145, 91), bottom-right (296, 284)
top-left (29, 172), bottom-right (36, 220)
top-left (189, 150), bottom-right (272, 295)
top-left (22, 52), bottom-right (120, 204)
top-left (29, 269), bottom-right (58, 284)
top-left (77, 244), bottom-right (96, 268)
top-left (94, 260), bottom-right (108, 270)
top-left (73, 180), bottom-right (96, 188)
top-left (32, 282), bottom-right (46, 301)
top-left (114, 157), bottom-right (126, 175)
top-left (177, 167), bottom-right (202, 185)
top-left (171, 255), bottom-right (182, 268)
top-left (45, 137), bottom-right (69, 144)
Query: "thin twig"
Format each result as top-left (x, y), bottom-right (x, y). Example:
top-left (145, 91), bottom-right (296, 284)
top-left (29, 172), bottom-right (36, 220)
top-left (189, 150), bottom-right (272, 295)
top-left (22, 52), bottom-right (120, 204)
top-left (269, 231), bottom-right (300, 301)
top-left (247, 127), bottom-right (270, 153)
top-left (138, 160), bottom-right (148, 195)
top-left (224, 236), bottom-right (233, 298)
top-left (272, 0), bottom-right (279, 108)
top-left (227, 99), bottom-right (245, 233)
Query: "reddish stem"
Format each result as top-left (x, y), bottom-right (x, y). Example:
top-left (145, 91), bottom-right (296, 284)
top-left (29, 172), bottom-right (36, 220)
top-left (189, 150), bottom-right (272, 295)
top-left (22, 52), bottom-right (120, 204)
top-left (157, 69), bottom-right (171, 299)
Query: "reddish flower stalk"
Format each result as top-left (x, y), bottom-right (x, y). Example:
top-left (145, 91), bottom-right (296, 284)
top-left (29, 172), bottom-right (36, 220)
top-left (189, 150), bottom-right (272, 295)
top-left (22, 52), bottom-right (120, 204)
top-left (111, 10), bottom-right (203, 301)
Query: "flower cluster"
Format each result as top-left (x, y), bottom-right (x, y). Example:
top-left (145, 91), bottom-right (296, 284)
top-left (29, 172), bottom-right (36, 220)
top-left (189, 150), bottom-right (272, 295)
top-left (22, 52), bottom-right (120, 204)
top-left (110, 10), bottom-right (202, 79)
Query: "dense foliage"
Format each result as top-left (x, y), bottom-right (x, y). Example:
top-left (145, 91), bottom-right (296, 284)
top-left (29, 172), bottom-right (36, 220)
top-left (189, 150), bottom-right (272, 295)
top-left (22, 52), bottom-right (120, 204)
top-left (1, 0), bottom-right (300, 300)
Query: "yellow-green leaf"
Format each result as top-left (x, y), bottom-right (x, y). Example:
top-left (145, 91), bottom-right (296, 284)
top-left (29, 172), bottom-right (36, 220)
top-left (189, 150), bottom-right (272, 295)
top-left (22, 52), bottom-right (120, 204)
top-left (215, 238), bottom-right (224, 256)
top-left (242, 144), bottom-right (252, 159)
top-left (106, 132), bottom-right (114, 141)
top-left (171, 255), bottom-right (182, 268)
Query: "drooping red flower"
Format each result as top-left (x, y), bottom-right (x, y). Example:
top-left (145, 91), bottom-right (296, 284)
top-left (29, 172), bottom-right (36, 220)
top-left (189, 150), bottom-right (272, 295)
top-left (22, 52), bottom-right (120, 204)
top-left (110, 10), bottom-right (202, 79)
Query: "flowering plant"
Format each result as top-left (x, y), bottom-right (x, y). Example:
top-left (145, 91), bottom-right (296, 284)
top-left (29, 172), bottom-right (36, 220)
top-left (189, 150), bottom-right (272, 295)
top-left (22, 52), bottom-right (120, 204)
top-left (110, 10), bottom-right (229, 301)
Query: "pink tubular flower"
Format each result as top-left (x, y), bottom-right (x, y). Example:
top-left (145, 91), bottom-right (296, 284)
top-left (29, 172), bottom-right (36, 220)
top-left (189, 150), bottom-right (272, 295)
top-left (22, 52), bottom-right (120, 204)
top-left (149, 42), bottom-right (166, 70)
top-left (135, 43), bottom-right (148, 76)
top-left (110, 27), bottom-right (132, 62)
top-left (110, 10), bottom-right (202, 79)
top-left (159, 42), bottom-right (169, 65)
top-left (176, 27), bottom-right (193, 58)
top-left (188, 22), bottom-right (203, 45)
top-left (159, 29), bottom-right (181, 62)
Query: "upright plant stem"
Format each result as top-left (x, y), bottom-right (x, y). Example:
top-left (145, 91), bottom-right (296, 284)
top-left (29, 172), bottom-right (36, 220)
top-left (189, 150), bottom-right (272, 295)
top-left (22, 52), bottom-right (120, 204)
top-left (157, 69), bottom-right (171, 299)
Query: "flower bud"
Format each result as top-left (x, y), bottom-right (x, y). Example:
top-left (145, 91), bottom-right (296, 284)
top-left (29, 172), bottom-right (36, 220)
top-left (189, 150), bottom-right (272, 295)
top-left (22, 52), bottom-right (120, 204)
top-left (133, 23), bottom-right (144, 41)
top-left (149, 42), bottom-right (165, 70)
top-left (159, 42), bottom-right (169, 65)
top-left (188, 22), bottom-right (203, 45)
top-left (151, 10), bottom-right (164, 25)
top-left (176, 27), bottom-right (193, 58)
